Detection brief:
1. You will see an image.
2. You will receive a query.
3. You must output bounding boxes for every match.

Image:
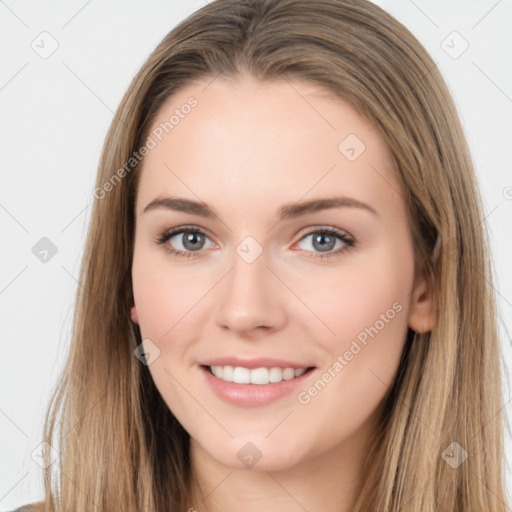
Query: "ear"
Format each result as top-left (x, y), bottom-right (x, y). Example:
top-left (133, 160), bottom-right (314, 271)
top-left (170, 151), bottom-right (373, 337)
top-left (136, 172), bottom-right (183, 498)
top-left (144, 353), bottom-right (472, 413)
top-left (131, 305), bottom-right (139, 324)
top-left (408, 272), bottom-right (435, 333)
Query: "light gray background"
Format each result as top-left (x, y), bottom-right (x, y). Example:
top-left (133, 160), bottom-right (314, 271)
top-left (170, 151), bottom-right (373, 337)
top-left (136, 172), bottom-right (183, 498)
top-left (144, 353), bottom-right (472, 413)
top-left (1, 0), bottom-right (511, 509)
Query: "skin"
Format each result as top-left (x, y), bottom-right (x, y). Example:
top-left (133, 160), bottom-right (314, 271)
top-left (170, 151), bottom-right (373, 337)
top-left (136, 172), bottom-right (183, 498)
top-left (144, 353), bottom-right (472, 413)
top-left (130, 74), bottom-right (434, 512)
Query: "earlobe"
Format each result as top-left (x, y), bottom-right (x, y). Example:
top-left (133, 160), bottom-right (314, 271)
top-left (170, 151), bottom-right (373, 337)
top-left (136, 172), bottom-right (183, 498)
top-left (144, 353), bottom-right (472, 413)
top-left (408, 274), bottom-right (436, 333)
top-left (131, 305), bottom-right (139, 324)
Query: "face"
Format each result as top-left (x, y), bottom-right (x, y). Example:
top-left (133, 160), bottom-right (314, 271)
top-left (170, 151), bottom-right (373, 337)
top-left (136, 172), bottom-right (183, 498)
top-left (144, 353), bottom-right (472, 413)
top-left (130, 74), bottom-right (433, 472)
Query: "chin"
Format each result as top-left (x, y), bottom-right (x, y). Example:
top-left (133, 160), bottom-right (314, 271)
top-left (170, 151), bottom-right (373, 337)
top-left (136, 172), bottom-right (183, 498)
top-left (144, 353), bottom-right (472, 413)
top-left (200, 435), bottom-right (307, 472)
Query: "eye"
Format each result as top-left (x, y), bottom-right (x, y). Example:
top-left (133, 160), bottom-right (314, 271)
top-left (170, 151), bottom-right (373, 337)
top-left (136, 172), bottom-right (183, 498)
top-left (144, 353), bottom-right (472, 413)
top-left (155, 225), bottom-right (356, 260)
top-left (155, 225), bottom-right (215, 259)
top-left (294, 227), bottom-right (355, 259)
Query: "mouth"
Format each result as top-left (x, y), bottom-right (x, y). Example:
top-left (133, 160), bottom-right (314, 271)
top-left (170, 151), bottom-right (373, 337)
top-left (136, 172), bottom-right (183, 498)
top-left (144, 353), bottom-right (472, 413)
top-left (197, 356), bottom-right (318, 407)
top-left (202, 364), bottom-right (316, 385)
top-left (199, 363), bottom-right (317, 407)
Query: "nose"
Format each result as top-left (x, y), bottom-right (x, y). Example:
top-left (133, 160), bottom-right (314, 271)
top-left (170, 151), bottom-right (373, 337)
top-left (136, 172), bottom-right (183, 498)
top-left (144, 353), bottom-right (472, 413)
top-left (213, 246), bottom-right (287, 337)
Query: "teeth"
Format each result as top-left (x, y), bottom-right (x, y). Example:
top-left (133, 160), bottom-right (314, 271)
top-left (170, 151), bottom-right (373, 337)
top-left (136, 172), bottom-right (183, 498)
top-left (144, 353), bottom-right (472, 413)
top-left (209, 365), bottom-right (308, 385)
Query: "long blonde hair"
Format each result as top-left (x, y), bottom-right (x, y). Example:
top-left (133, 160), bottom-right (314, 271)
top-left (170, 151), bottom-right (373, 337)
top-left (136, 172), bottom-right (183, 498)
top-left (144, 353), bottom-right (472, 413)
top-left (35, 0), bottom-right (509, 510)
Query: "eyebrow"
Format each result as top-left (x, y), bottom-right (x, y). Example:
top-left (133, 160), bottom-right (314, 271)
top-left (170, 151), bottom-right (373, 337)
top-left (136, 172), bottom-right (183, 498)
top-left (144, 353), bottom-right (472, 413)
top-left (143, 195), bottom-right (378, 220)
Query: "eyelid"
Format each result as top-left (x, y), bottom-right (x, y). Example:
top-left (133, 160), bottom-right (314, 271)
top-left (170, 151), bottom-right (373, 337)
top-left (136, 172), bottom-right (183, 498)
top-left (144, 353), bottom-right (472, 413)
top-left (156, 224), bottom-right (352, 243)
top-left (295, 224), bottom-right (353, 239)
top-left (293, 226), bottom-right (355, 256)
top-left (158, 224), bottom-right (213, 238)
top-left (155, 224), bottom-right (216, 247)
top-left (155, 224), bottom-right (355, 259)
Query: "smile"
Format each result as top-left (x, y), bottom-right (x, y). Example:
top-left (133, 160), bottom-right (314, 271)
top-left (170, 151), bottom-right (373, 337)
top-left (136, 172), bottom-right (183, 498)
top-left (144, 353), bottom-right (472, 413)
top-left (207, 365), bottom-right (310, 385)
top-left (199, 364), bottom-right (317, 407)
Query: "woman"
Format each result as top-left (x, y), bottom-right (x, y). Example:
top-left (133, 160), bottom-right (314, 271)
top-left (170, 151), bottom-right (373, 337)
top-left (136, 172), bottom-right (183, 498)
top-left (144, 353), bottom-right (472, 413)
top-left (12, 0), bottom-right (509, 510)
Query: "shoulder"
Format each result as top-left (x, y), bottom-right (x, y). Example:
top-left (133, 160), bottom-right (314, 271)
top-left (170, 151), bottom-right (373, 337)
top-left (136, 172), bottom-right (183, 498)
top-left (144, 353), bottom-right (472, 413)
top-left (9, 505), bottom-right (38, 512)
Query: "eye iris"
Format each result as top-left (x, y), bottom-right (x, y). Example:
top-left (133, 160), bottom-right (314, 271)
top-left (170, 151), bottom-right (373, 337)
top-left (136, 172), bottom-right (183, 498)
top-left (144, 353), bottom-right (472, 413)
top-left (313, 233), bottom-right (335, 252)
top-left (183, 231), bottom-right (205, 251)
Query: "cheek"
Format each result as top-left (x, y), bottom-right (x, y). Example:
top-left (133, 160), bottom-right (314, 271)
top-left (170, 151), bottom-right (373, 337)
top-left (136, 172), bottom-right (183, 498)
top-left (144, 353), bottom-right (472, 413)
top-left (295, 246), bottom-right (414, 394)
top-left (299, 248), bottom-right (412, 340)
top-left (131, 247), bottom-right (202, 412)
top-left (290, 259), bottom-right (412, 448)
top-left (131, 245), bottom-right (204, 342)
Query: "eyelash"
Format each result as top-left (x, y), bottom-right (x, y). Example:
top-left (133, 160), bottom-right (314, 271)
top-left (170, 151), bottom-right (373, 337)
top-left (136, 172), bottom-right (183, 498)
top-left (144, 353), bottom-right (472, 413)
top-left (154, 225), bottom-right (356, 260)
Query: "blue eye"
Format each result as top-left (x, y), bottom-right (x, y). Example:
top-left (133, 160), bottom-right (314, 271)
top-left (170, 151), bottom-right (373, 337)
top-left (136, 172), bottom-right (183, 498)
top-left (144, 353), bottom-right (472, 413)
top-left (155, 225), bottom-right (355, 260)
top-left (155, 226), bottom-right (213, 259)
top-left (295, 228), bottom-right (355, 259)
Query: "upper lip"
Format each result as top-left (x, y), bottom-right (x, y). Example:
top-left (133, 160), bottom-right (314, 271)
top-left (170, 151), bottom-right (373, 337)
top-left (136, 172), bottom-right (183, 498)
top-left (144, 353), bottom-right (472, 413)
top-left (199, 357), bottom-right (315, 370)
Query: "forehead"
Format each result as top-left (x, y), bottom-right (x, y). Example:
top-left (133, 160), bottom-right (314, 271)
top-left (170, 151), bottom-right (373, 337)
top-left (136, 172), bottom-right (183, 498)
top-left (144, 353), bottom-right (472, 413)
top-left (135, 75), bottom-right (401, 220)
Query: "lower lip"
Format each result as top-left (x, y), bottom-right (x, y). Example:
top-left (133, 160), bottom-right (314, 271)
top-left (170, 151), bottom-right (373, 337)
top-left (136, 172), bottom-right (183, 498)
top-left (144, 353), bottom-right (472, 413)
top-left (199, 365), bottom-right (316, 407)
